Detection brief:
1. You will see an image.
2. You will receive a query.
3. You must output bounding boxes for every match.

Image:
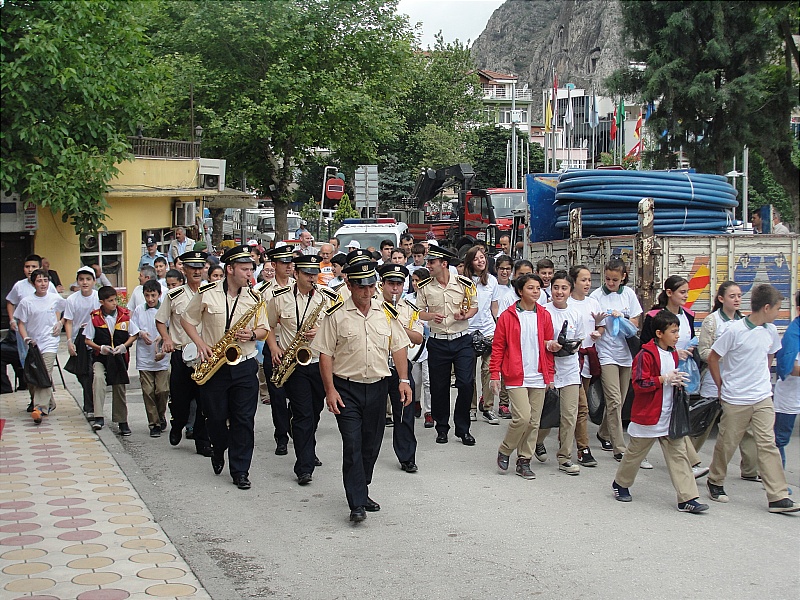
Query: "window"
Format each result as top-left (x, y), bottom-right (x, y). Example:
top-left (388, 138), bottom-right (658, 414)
top-left (142, 228), bottom-right (173, 257)
top-left (498, 108), bottom-right (528, 124)
top-left (80, 231), bottom-right (124, 287)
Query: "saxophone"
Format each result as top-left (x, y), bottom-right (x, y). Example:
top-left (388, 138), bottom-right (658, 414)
top-left (271, 296), bottom-right (327, 388)
top-left (191, 297), bottom-right (265, 385)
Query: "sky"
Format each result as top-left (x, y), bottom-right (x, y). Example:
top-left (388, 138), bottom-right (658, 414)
top-left (396, 0), bottom-right (505, 48)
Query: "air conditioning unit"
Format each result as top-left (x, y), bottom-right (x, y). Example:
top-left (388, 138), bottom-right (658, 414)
top-left (174, 202), bottom-right (197, 227)
top-left (198, 158), bottom-right (226, 191)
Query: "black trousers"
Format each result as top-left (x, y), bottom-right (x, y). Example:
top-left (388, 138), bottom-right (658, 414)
top-left (388, 362), bottom-right (416, 463)
top-left (0, 341), bottom-right (23, 394)
top-left (198, 358), bottom-right (259, 478)
top-left (284, 362), bottom-right (325, 477)
top-left (262, 344), bottom-right (291, 445)
top-left (427, 334), bottom-right (475, 437)
top-left (333, 376), bottom-right (388, 510)
top-left (77, 372), bottom-right (93, 412)
top-left (169, 350), bottom-right (209, 450)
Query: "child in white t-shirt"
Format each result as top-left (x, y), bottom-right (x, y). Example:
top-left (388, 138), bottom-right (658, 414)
top-left (706, 284), bottom-right (798, 513)
top-left (63, 266), bottom-right (100, 417)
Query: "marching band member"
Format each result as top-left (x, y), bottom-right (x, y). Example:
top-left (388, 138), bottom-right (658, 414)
top-left (266, 254), bottom-right (339, 486)
top-left (156, 251), bottom-right (212, 456)
top-left (312, 260), bottom-right (411, 522)
top-left (181, 246), bottom-right (269, 490)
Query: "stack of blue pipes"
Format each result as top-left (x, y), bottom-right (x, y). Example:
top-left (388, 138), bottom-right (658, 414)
top-left (554, 170), bottom-right (739, 235)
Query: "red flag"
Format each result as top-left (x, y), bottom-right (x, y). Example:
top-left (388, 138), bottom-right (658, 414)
top-left (610, 106), bottom-right (617, 141)
top-left (634, 113), bottom-right (643, 139)
top-left (626, 140), bottom-right (642, 160)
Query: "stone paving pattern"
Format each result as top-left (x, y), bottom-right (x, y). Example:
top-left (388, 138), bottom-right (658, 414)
top-left (0, 389), bottom-right (211, 599)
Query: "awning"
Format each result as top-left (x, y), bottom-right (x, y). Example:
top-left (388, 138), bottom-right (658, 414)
top-left (104, 187), bottom-right (257, 208)
top-left (202, 189), bottom-right (258, 209)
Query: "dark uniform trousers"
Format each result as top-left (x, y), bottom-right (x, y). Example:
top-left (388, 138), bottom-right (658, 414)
top-left (198, 358), bottom-right (258, 477)
top-left (168, 350), bottom-right (210, 451)
top-left (333, 376), bottom-right (388, 510)
top-left (283, 362), bottom-right (325, 476)
top-left (427, 334), bottom-right (475, 437)
top-left (262, 344), bottom-right (292, 445)
top-left (388, 361), bottom-right (416, 463)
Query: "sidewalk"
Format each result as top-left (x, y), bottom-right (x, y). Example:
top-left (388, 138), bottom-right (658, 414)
top-left (0, 388), bottom-right (211, 599)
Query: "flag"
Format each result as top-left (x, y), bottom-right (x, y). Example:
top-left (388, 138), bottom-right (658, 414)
top-left (634, 113), bottom-right (643, 139)
top-left (545, 98), bottom-right (553, 133)
top-left (626, 140), bottom-right (642, 160)
top-left (552, 72), bottom-right (558, 125)
top-left (616, 97), bottom-right (625, 129)
top-left (564, 94), bottom-right (574, 129)
top-left (589, 92), bottom-right (599, 128)
top-left (611, 106), bottom-right (618, 141)
top-left (644, 101), bottom-right (654, 122)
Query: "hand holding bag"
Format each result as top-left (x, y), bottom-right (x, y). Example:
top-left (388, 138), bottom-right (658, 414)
top-left (668, 385), bottom-right (691, 439)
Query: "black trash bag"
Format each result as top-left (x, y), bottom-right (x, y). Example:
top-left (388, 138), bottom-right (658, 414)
top-left (688, 396), bottom-right (721, 438)
top-left (23, 343), bottom-right (53, 389)
top-left (64, 329), bottom-right (92, 376)
top-left (668, 385), bottom-right (691, 439)
top-left (539, 387), bottom-right (561, 429)
top-left (471, 331), bottom-right (491, 355)
top-left (553, 320), bottom-right (582, 357)
top-left (587, 379), bottom-right (605, 426)
top-left (103, 354), bottom-right (130, 386)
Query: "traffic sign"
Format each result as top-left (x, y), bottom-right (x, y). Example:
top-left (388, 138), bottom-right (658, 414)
top-left (354, 165), bottom-right (378, 210)
top-left (325, 178), bottom-right (345, 201)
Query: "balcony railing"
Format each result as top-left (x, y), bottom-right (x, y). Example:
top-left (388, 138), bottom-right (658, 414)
top-left (128, 136), bottom-right (201, 159)
top-left (481, 88), bottom-right (533, 101)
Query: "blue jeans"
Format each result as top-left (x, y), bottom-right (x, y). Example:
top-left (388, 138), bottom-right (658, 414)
top-left (774, 412), bottom-right (797, 469)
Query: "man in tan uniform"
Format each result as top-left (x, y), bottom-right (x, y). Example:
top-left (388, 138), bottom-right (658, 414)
top-left (182, 245), bottom-right (269, 490)
top-left (312, 260), bottom-right (411, 522)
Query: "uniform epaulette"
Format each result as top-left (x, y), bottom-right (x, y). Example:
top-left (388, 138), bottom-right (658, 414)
top-left (403, 298), bottom-right (419, 312)
top-left (415, 277), bottom-right (433, 288)
top-left (382, 301), bottom-right (399, 319)
top-left (253, 280), bottom-right (271, 293)
top-left (331, 282), bottom-right (346, 292)
top-left (457, 275), bottom-right (476, 290)
top-left (318, 287), bottom-right (339, 301)
top-left (167, 287), bottom-right (185, 300)
top-left (272, 285), bottom-right (291, 297)
top-left (325, 300), bottom-right (344, 316)
top-left (199, 282), bottom-right (217, 293)
top-left (248, 288), bottom-right (261, 302)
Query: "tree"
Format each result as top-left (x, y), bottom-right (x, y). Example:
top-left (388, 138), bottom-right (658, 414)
top-left (147, 0), bottom-right (415, 240)
top-left (607, 1), bottom-right (798, 218)
top-left (333, 193), bottom-right (359, 223)
top-left (1, 1), bottom-right (162, 237)
top-left (468, 125), bottom-right (546, 187)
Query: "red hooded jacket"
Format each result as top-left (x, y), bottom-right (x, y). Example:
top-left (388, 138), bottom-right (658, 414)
top-left (631, 339), bottom-right (679, 425)
top-left (489, 302), bottom-right (555, 387)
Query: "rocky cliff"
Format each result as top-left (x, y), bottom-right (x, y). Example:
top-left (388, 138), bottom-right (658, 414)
top-left (471, 0), bottom-right (627, 116)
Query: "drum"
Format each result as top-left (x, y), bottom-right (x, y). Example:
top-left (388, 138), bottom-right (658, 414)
top-left (182, 342), bottom-right (201, 367)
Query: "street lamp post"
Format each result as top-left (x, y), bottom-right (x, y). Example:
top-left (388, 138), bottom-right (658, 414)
top-left (320, 165), bottom-right (337, 237)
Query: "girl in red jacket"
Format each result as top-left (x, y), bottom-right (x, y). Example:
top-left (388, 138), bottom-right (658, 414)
top-left (490, 274), bottom-right (555, 480)
top-left (612, 310), bottom-right (708, 513)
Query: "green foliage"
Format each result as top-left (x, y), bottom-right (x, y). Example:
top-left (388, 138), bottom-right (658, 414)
top-left (378, 154), bottom-right (415, 209)
top-left (299, 196), bottom-right (321, 224)
top-left (746, 150), bottom-right (794, 225)
top-left (414, 124), bottom-right (473, 171)
top-left (333, 193), bottom-right (359, 222)
top-left (1, 0), bottom-right (163, 237)
top-left (293, 156), bottom-right (341, 207)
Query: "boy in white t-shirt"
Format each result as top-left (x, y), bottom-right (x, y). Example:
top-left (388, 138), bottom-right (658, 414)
top-left (63, 266), bottom-right (100, 418)
top-left (706, 284), bottom-right (799, 513)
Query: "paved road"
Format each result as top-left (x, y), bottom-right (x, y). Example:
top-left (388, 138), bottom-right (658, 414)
top-left (34, 345), bottom-right (800, 598)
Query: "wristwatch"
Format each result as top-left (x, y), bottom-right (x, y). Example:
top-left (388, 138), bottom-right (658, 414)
top-left (399, 378), bottom-right (410, 384)
top-left (250, 330), bottom-right (257, 341)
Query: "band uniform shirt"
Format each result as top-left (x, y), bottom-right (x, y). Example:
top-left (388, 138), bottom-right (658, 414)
top-left (311, 296), bottom-right (410, 381)
top-left (395, 298), bottom-right (425, 345)
top-left (155, 285), bottom-right (200, 349)
top-left (182, 280), bottom-right (268, 358)
top-left (415, 273), bottom-right (471, 335)
top-left (267, 284), bottom-right (337, 362)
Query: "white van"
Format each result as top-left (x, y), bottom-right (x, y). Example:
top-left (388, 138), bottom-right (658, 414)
top-left (333, 218), bottom-right (409, 252)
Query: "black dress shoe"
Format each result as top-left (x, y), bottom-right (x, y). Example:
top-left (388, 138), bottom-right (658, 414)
top-left (349, 507), bottom-right (367, 522)
top-left (456, 432), bottom-right (476, 446)
top-left (314, 455), bottom-right (322, 467)
top-left (435, 432), bottom-right (448, 444)
top-left (196, 445), bottom-right (213, 457)
top-left (297, 473), bottom-right (313, 486)
top-left (233, 474), bottom-right (251, 490)
top-left (26, 401), bottom-right (34, 413)
top-left (400, 461), bottom-right (418, 473)
top-left (275, 443), bottom-right (288, 456)
top-left (169, 427), bottom-right (182, 446)
top-left (211, 454), bottom-right (224, 475)
top-left (364, 497), bottom-right (381, 512)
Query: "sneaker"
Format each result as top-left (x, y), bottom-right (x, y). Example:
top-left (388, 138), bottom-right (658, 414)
top-left (768, 498), bottom-right (800, 513)
top-left (482, 410), bottom-right (499, 425)
top-left (31, 408), bottom-right (42, 425)
top-left (149, 426), bottom-right (161, 438)
top-left (118, 422), bottom-right (132, 437)
top-left (92, 417), bottom-right (105, 431)
top-left (423, 413), bottom-right (434, 428)
top-left (497, 451), bottom-right (510, 472)
top-left (741, 474), bottom-right (762, 483)
top-left (678, 498), bottom-right (709, 513)
top-left (559, 461), bottom-right (580, 476)
top-left (612, 481), bottom-right (632, 502)
top-left (469, 409), bottom-right (477, 422)
top-left (26, 401), bottom-right (34, 413)
top-left (498, 405), bottom-right (512, 419)
top-left (640, 458), bottom-right (653, 470)
top-left (577, 448), bottom-right (598, 467)
top-left (160, 415), bottom-right (167, 431)
top-left (597, 432), bottom-right (613, 451)
top-left (692, 465), bottom-right (710, 479)
top-left (85, 411), bottom-right (95, 421)
top-left (613, 453), bottom-right (624, 462)
top-left (515, 458), bottom-right (535, 479)
top-left (534, 443), bottom-right (548, 462)
top-left (707, 481), bottom-right (729, 503)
